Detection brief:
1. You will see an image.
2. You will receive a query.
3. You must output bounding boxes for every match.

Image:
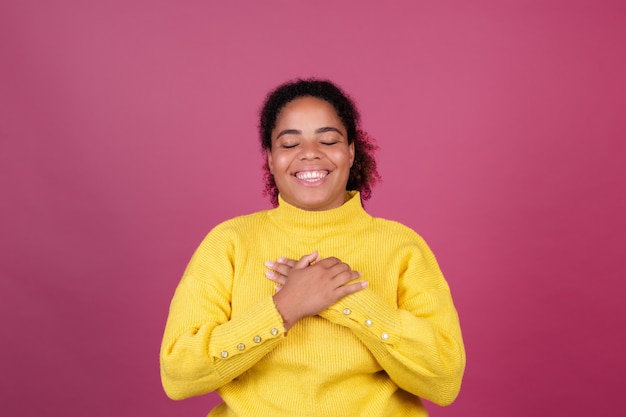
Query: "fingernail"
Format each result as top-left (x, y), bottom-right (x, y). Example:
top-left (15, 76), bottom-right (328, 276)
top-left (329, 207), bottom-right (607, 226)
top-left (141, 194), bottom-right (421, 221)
top-left (264, 261), bottom-right (274, 268)
top-left (361, 281), bottom-right (368, 288)
top-left (265, 271), bottom-right (276, 278)
top-left (277, 257), bottom-right (285, 263)
top-left (275, 285), bottom-right (282, 292)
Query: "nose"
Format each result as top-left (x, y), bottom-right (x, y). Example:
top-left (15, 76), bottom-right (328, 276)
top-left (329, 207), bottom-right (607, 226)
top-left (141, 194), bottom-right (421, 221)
top-left (299, 141), bottom-right (321, 160)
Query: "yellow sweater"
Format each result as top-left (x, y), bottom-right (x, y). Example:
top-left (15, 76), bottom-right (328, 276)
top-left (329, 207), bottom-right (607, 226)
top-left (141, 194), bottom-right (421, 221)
top-left (160, 191), bottom-right (465, 416)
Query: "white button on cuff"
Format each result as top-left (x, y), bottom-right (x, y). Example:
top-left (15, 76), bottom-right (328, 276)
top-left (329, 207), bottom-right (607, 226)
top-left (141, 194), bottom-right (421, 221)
top-left (381, 332), bottom-right (389, 341)
top-left (365, 319), bottom-right (373, 327)
top-left (237, 343), bottom-right (245, 351)
top-left (342, 308), bottom-right (351, 315)
top-left (253, 336), bottom-right (262, 343)
top-left (270, 328), bottom-right (279, 336)
top-left (220, 351), bottom-right (229, 358)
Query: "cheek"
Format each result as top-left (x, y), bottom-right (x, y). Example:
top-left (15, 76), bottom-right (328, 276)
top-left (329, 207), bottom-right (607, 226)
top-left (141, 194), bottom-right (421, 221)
top-left (269, 153), bottom-right (290, 174)
top-left (335, 149), bottom-right (354, 168)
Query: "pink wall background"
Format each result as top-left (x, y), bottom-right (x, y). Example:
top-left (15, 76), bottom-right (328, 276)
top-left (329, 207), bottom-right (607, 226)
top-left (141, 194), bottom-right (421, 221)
top-left (1, 1), bottom-right (624, 416)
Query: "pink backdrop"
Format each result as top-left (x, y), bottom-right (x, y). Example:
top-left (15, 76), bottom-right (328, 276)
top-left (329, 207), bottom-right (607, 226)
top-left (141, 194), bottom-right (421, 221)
top-left (1, 1), bottom-right (624, 416)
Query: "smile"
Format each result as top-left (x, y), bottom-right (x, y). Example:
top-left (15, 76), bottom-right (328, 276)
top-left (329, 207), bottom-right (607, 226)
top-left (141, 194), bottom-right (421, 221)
top-left (295, 170), bottom-right (328, 182)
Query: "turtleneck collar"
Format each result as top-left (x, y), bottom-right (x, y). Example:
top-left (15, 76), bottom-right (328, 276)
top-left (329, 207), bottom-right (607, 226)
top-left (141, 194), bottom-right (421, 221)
top-left (267, 191), bottom-right (372, 235)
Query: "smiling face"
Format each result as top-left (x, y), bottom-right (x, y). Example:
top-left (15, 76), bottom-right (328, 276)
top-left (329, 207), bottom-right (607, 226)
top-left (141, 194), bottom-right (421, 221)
top-left (267, 96), bottom-right (355, 211)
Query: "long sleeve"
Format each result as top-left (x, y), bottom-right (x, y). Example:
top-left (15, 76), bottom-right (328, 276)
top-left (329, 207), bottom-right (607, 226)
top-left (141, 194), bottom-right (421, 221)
top-left (319, 232), bottom-right (466, 406)
top-left (160, 193), bottom-right (464, 416)
top-left (160, 225), bottom-right (286, 400)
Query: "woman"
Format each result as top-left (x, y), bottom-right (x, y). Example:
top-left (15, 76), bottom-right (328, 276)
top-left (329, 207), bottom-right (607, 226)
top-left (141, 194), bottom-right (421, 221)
top-left (160, 79), bottom-right (465, 416)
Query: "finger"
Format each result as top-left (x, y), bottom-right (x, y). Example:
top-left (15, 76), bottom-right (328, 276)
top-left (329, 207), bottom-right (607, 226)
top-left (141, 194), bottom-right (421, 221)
top-left (276, 257), bottom-right (297, 268)
top-left (272, 263), bottom-right (293, 277)
top-left (265, 270), bottom-right (287, 285)
top-left (318, 256), bottom-right (340, 265)
top-left (335, 280), bottom-right (368, 298)
top-left (269, 257), bottom-right (299, 276)
top-left (295, 251), bottom-right (319, 269)
top-left (313, 257), bottom-right (342, 270)
top-left (325, 261), bottom-right (352, 278)
top-left (333, 270), bottom-right (361, 286)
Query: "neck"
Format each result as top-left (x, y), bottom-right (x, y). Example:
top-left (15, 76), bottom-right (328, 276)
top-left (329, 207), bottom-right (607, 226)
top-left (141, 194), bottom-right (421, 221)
top-left (267, 191), bottom-right (371, 235)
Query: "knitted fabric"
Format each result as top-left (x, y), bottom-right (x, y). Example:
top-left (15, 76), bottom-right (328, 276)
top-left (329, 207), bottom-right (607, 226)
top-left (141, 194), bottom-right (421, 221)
top-left (160, 191), bottom-right (465, 416)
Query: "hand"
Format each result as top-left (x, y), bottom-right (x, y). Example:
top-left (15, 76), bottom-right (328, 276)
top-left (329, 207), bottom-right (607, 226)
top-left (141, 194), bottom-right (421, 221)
top-left (266, 252), bottom-right (367, 331)
top-left (264, 256), bottom-right (311, 289)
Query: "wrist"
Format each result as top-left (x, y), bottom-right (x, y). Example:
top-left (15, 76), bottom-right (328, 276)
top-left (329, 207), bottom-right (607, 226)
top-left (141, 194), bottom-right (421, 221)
top-left (272, 292), bottom-right (299, 332)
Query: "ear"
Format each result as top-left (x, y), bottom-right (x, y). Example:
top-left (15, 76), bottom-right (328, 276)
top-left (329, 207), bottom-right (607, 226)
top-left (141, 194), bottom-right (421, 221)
top-left (349, 142), bottom-right (355, 167)
top-left (266, 150), bottom-right (274, 174)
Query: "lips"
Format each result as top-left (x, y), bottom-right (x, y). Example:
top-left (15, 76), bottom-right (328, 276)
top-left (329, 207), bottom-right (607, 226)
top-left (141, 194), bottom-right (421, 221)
top-left (294, 170), bottom-right (329, 182)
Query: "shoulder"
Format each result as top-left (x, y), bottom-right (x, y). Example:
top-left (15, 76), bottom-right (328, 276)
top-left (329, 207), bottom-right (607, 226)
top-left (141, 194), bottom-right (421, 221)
top-left (212, 209), bottom-right (271, 232)
top-left (368, 217), bottom-right (444, 278)
top-left (188, 209), bottom-right (272, 264)
top-left (370, 216), bottom-right (425, 241)
top-left (202, 209), bottom-right (272, 243)
top-left (368, 215), bottom-right (435, 256)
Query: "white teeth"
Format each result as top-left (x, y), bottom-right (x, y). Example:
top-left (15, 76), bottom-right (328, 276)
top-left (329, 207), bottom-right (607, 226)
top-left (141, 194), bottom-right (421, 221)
top-left (296, 171), bottom-right (327, 181)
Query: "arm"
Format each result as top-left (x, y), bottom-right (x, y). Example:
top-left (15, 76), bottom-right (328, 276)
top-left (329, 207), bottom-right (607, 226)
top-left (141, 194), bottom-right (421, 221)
top-left (320, 289), bottom-right (464, 405)
top-left (160, 227), bottom-right (286, 400)
top-left (267, 238), bottom-right (465, 406)
top-left (319, 239), bottom-right (465, 406)
top-left (269, 252), bottom-right (366, 332)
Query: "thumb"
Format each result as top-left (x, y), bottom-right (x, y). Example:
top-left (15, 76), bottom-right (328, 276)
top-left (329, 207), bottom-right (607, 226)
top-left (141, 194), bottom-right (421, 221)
top-left (295, 251), bottom-right (319, 269)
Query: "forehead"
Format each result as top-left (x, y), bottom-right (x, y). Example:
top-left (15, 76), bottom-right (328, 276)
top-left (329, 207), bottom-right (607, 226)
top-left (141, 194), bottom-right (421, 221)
top-left (274, 96), bottom-right (343, 128)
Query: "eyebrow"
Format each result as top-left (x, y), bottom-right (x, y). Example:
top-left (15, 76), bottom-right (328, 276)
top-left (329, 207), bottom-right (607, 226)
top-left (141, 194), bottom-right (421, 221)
top-left (275, 126), bottom-right (345, 140)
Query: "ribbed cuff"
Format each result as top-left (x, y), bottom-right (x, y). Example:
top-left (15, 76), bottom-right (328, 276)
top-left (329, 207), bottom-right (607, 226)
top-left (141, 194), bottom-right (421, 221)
top-left (210, 296), bottom-right (285, 380)
top-left (320, 289), bottom-right (403, 348)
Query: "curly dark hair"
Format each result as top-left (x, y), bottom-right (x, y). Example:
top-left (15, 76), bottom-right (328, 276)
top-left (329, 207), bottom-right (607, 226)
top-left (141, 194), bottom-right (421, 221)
top-left (259, 78), bottom-right (380, 206)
